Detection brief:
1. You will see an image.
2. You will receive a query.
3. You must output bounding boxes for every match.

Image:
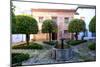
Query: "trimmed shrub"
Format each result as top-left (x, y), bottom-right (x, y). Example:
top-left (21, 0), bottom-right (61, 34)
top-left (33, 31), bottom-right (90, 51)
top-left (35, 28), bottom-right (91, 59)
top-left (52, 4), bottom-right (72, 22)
top-left (43, 41), bottom-right (58, 46)
top-left (88, 42), bottom-right (96, 50)
top-left (12, 43), bottom-right (43, 49)
top-left (12, 53), bottom-right (30, 64)
top-left (42, 19), bottom-right (58, 41)
top-left (89, 16), bottom-right (96, 33)
top-left (14, 15), bottom-right (38, 45)
top-left (68, 19), bottom-right (86, 40)
top-left (55, 44), bottom-right (70, 49)
top-left (67, 40), bottom-right (87, 46)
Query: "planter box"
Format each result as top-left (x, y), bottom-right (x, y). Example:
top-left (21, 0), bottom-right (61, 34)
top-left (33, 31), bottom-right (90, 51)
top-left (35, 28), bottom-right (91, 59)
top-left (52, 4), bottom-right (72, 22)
top-left (52, 48), bottom-right (73, 61)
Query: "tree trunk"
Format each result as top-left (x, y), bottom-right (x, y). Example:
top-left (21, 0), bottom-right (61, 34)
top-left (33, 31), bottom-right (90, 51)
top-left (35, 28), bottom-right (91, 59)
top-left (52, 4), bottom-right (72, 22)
top-left (26, 34), bottom-right (30, 45)
top-left (33, 34), bottom-right (35, 41)
top-left (71, 33), bottom-right (74, 40)
top-left (46, 33), bottom-right (48, 40)
top-left (75, 32), bottom-right (78, 40)
top-left (49, 33), bottom-right (52, 42)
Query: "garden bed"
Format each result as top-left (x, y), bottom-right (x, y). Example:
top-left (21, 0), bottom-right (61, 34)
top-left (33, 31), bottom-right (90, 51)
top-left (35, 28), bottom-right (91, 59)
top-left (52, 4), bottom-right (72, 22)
top-left (12, 53), bottom-right (30, 66)
top-left (88, 42), bottom-right (96, 50)
top-left (55, 44), bottom-right (70, 49)
top-left (43, 41), bottom-right (58, 46)
top-left (12, 43), bottom-right (43, 49)
top-left (67, 40), bottom-right (87, 46)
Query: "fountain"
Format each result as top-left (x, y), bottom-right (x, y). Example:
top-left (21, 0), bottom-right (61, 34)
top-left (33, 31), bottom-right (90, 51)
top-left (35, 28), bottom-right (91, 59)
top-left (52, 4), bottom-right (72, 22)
top-left (52, 31), bottom-right (73, 61)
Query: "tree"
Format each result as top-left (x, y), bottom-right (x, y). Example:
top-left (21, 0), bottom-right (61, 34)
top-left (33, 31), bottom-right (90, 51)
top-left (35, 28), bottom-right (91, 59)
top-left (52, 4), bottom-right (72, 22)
top-left (11, 2), bottom-right (16, 34)
top-left (15, 15), bottom-right (38, 45)
top-left (89, 16), bottom-right (96, 33)
top-left (68, 19), bottom-right (86, 40)
top-left (42, 19), bottom-right (58, 41)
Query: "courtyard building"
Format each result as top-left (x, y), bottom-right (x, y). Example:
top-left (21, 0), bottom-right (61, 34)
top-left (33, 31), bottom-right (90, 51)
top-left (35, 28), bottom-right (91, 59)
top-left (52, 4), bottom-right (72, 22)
top-left (31, 8), bottom-right (76, 41)
top-left (12, 1), bottom-right (96, 43)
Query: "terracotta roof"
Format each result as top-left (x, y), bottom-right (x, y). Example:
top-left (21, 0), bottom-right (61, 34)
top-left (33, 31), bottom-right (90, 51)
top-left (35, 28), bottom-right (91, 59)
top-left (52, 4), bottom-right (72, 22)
top-left (31, 9), bottom-right (76, 12)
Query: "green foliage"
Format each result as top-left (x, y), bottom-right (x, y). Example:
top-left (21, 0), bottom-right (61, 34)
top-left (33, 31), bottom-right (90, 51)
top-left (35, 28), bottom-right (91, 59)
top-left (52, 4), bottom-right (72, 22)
top-left (11, 3), bottom-right (16, 34)
top-left (12, 12), bottom-right (17, 34)
top-left (15, 15), bottom-right (38, 34)
top-left (42, 19), bottom-right (58, 41)
top-left (88, 42), bottom-right (96, 50)
top-left (42, 19), bottom-right (58, 33)
top-left (12, 43), bottom-right (43, 49)
top-left (14, 15), bottom-right (38, 45)
top-left (43, 40), bottom-right (58, 45)
top-left (89, 16), bottom-right (96, 33)
top-left (67, 40), bottom-right (87, 46)
top-left (12, 53), bottom-right (30, 64)
top-left (68, 19), bottom-right (86, 33)
top-left (55, 44), bottom-right (70, 49)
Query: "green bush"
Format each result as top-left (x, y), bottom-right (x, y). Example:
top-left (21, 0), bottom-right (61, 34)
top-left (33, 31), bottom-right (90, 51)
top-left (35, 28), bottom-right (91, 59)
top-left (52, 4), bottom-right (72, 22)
top-left (88, 42), bottom-right (96, 50)
top-left (12, 53), bottom-right (30, 64)
top-left (43, 41), bottom-right (57, 45)
top-left (68, 19), bottom-right (86, 40)
top-left (55, 44), bottom-right (70, 49)
top-left (67, 40), bottom-right (87, 46)
top-left (12, 43), bottom-right (43, 49)
top-left (89, 16), bottom-right (96, 33)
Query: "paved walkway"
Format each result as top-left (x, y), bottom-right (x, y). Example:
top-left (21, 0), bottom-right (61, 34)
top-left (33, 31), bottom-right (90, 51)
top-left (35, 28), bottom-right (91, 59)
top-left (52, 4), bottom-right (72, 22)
top-left (12, 41), bottom-right (96, 65)
top-left (71, 42), bottom-right (96, 61)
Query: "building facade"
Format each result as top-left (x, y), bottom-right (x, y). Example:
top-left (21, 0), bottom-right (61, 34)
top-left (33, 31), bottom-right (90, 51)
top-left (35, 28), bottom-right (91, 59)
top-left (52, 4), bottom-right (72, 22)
top-left (31, 9), bottom-right (76, 41)
top-left (12, 6), bottom-right (96, 43)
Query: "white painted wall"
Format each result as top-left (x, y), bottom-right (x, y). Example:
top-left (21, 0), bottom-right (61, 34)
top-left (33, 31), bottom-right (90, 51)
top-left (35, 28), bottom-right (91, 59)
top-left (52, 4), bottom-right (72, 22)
top-left (76, 8), bottom-right (95, 30)
top-left (12, 34), bottom-right (25, 43)
top-left (11, 34), bottom-right (33, 43)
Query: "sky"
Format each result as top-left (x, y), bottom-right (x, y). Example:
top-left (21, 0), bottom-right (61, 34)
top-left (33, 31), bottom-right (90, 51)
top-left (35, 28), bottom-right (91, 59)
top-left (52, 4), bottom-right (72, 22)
top-left (12, 1), bottom-right (77, 15)
top-left (13, 0), bottom-right (96, 5)
top-left (12, 0), bottom-right (96, 15)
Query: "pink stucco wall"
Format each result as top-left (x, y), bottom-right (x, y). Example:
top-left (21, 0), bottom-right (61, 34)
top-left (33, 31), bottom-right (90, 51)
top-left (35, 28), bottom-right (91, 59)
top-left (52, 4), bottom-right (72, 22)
top-left (31, 9), bottom-right (76, 40)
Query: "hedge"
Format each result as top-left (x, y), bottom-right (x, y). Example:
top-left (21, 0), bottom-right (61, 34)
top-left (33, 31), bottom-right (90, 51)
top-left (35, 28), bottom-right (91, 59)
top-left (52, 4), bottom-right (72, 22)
top-left (88, 42), bottom-right (96, 50)
top-left (43, 41), bottom-right (58, 46)
top-left (12, 43), bottom-right (43, 49)
top-left (67, 40), bottom-right (87, 46)
top-left (12, 53), bottom-right (30, 64)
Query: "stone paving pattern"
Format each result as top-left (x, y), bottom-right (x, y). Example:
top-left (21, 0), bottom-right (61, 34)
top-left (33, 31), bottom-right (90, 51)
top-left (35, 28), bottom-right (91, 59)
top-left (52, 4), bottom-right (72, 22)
top-left (12, 41), bottom-right (96, 65)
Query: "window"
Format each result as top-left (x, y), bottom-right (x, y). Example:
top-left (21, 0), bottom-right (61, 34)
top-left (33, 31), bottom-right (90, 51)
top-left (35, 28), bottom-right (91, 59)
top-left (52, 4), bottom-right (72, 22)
top-left (38, 17), bottom-right (43, 23)
top-left (64, 30), bottom-right (68, 34)
top-left (64, 17), bottom-right (69, 24)
top-left (52, 17), bottom-right (57, 23)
